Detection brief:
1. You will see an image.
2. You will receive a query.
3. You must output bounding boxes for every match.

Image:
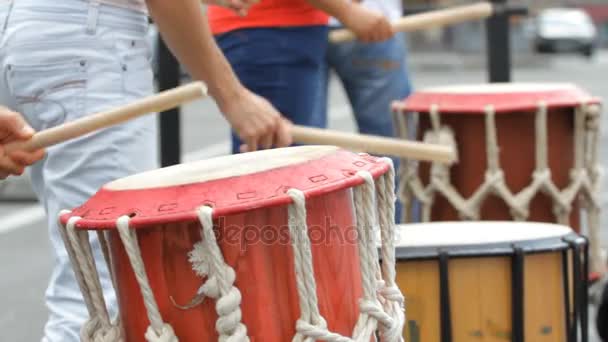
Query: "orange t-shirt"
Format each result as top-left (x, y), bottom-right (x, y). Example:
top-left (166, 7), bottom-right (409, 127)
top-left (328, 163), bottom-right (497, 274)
top-left (207, 0), bottom-right (329, 35)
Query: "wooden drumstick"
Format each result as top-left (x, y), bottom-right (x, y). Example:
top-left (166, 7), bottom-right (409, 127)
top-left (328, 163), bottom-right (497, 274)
top-left (329, 2), bottom-right (494, 43)
top-left (291, 125), bottom-right (456, 164)
top-left (4, 82), bottom-right (208, 154)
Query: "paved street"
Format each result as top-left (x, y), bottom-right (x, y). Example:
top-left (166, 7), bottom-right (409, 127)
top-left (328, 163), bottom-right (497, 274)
top-left (1, 50), bottom-right (607, 340)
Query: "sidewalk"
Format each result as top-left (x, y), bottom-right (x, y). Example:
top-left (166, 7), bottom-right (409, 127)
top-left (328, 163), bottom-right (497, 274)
top-left (407, 50), bottom-right (550, 72)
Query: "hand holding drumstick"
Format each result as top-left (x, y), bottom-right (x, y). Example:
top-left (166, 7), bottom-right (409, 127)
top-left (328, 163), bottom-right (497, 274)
top-left (221, 88), bottom-right (293, 153)
top-left (329, 2), bottom-right (495, 43)
top-left (306, 0), bottom-right (394, 43)
top-left (0, 107), bottom-right (44, 179)
top-left (3, 82), bottom-right (455, 167)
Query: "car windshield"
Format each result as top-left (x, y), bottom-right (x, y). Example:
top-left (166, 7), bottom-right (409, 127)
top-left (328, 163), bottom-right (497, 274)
top-left (539, 11), bottom-right (592, 27)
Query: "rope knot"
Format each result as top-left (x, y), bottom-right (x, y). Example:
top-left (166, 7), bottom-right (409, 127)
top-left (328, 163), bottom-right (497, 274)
top-left (378, 285), bottom-right (405, 304)
top-left (94, 325), bottom-right (123, 342)
top-left (83, 316), bottom-right (122, 342)
top-left (359, 299), bottom-right (394, 328)
top-left (80, 317), bottom-right (101, 341)
top-left (216, 287), bottom-right (245, 335)
top-left (585, 103), bottom-right (602, 130)
top-left (295, 320), bottom-right (351, 342)
top-left (190, 206), bottom-right (250, 341)
top-left (144, 324), bottom-right (178, 342)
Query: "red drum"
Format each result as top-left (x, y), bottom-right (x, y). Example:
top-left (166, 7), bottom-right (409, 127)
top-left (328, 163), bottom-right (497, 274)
top-left (58, 146), bottom-right (405, 341)
top-left (392, 83), bottom-right (601, 231)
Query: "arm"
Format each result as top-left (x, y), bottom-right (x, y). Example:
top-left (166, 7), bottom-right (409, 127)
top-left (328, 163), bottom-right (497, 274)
top-left (306, 0), bottom-right (394, 42)
top-left (0, 107), bottom-right (45, 179)
top-left (146, 0), bottom-right (291, 151)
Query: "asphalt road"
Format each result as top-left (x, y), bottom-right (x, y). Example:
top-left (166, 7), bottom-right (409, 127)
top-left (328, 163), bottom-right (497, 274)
top-left (1, 50), bottom-right (607, 341)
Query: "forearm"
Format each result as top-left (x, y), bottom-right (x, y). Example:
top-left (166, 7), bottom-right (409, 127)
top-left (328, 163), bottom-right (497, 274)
top-left (146, 0), bottom-right (244, 109)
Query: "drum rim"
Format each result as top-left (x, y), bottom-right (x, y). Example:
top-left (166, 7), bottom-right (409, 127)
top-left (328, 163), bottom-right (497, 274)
top-left (393, 82), bottom-right (600, 114)
top-left (395, 232), bottom-right (583, 260)
top-left (417, 82), bottom-right (579, 94)
top-left (60, 147), bottom-right (390, 230)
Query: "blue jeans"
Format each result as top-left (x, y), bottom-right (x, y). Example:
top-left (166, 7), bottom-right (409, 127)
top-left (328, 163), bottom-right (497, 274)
top-left (321, 32), bottom-right (413, 221)
top-left (321, 32), bottom-right (411, 138)
top-left (0, 1), bottom-right (158, 340)
top-left (216, 26), bottom-right (329, 153)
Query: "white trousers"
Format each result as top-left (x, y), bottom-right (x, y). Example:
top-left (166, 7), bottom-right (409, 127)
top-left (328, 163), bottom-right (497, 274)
top-left (0, 0), bottom-right (159, 340)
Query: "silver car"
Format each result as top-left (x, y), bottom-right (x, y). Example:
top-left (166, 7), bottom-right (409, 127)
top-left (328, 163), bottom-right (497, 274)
top-left (534, 8), bottom-right (598, 57)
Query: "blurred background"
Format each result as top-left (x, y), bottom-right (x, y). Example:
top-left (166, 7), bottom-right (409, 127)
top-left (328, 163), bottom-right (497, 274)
top-left (406, 0), bottom-right (605, 55)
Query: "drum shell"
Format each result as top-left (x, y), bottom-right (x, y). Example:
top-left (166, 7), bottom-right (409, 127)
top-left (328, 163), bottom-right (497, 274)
top-left (108, 188), bottom-right (363, 342)
top-left (397, 251), bottom-right (568, 341)
top-left (417, 108), bottom-right (581, 230)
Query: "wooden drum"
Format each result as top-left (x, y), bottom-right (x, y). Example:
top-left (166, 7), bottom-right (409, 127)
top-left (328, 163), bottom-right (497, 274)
top-left (58, 146), bottom-right (405, 341)
top-left (395, 221), bottom-right (589, 342)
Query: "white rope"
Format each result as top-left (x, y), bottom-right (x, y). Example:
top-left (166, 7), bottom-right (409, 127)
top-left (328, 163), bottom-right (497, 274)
top-left (80, 316), bottom-right (123, 342)
top-left (116, 216), bottom-right (178, 342)
top-left (59, 213), bottom-right (123, 341)
top-left (399, 102), bottom-right (605, 274)
top-left (65, 217), bottom-right (110, 333)
top-left (57, 211), bottom-right (95, 316)
top-left (286, 189), bottom-right (351, 342)
top-left (354, 172), bottom-right (400, 341)
top-left (375, 159), bottom-right (406, 342)
top-left (189, 206), bottom-right (249, 342)
top-left (283, 164), bottom-right (404, 342)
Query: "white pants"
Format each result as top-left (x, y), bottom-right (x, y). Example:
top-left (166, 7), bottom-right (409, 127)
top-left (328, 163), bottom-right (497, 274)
top-left (0, 1), bottom-right (159, 340)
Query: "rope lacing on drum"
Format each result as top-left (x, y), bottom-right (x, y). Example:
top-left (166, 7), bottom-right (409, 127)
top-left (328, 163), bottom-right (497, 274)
top-left (284, 158), bottom-right (405, 342)
top-left (186, 206), bottom-right (249, 342)
top-left (57, 211), bottom-right (123, 342)
top-left (375, 159), bottom-right (407, 341)
top-left (116, 216), bottom-right (178, 342)
top-left (397, 101), bottom-right (604, 274)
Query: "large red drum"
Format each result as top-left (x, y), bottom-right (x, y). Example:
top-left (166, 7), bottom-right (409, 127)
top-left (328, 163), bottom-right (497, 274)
top-left (392, 83), bottom-right (601, 230)
top-left (58, 146), bottom-right (405, 341)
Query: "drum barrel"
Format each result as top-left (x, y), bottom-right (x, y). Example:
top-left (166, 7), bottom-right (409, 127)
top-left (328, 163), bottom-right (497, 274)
top-left (395, 224), bottom-right (588, 342)
top-left (417, 108), bottom-right (581, 231)
top-left (109, 189), bottom-right (363, 341)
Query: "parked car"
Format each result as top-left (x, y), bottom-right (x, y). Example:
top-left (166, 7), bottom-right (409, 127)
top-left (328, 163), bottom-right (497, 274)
top-left (534, 8), bottom-right (597, 57)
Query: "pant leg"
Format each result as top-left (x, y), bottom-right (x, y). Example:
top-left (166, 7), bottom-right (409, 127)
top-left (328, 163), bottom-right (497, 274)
top-left (327, 33), bottom-right (413, 221)
top-left (0, 2), bottom-right (158, 341)
top-left (216, 26), bottom-right (329, 154)
top-left (327, 32), bottom-right (412, 137)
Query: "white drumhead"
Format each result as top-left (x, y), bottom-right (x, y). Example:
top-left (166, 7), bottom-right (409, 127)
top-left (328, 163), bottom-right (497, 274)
top-left (395, 221), bottom-right (572, 248)
top-left (421, 83), bottom-right (578, 94)
top-left (106, 145), bottom-right (339, 191)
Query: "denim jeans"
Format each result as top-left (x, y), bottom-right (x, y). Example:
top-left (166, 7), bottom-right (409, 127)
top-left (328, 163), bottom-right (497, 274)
top-left (216, 26), bottom-right (329, 154)
top-left (321, 32), bottom-right (411, 138)
top-left (0, 1), bottom-right (158, 340)
top-left (321, 33), bottom-right (413, 221)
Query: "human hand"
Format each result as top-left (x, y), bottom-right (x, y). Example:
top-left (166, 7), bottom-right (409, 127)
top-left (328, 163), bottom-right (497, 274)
top-left (202, 0), bottom-right (259, 16)
top-left (341, 3), bottom-right (394, 43)
top-left (219, 88), bottom-right (292, 153)
top-left (0, 107), bottom-right (45, 179)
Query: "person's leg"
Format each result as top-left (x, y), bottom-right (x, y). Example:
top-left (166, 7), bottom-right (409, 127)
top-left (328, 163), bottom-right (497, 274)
top-left (216, 26), bottom-right (329, 153)
top-left (317, 44), bottom-right (331, 129)
top-left (327, 33), bottom-right (411, 137)
top-left (327, 33), bottom-right (412, 221)
top-left (1, 2), bottom-right (158, 340)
